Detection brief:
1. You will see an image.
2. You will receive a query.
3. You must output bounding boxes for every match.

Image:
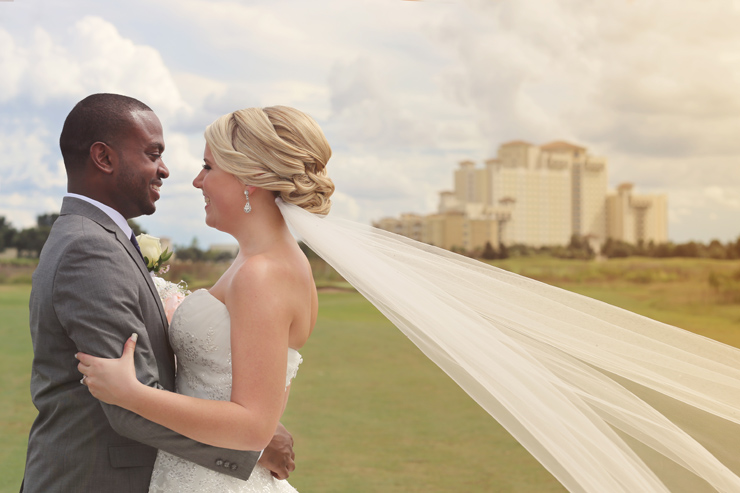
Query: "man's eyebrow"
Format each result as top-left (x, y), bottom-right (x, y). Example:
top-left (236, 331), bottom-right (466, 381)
top-left (148, 142), bottom-right (165, 152)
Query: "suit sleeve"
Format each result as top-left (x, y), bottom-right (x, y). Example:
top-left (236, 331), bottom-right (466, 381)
top-left (53, 234), bottom-right (260, 480)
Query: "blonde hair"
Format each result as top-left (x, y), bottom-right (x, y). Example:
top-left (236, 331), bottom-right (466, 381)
top-left (204, 106), bottom-right (334, 215)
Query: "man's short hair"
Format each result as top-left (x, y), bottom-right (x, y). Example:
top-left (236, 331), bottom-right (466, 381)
top-left (59, 93), bottom-right (153, 172)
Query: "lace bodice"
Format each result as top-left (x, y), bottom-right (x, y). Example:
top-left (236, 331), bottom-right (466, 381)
top-left (170, 289), bottom-right (302, 399)
top-left (149, 289), bottom-right (301, 493)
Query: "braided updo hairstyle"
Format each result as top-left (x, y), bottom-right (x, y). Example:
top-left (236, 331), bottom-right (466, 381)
top-left (204, 106), bottom-right (334, 215)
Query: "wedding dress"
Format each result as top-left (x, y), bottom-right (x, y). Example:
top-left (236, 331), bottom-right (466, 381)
top-left (148, 289), bottom-right (302, 493)
top-left (276, 198), bottom-right (740, 493)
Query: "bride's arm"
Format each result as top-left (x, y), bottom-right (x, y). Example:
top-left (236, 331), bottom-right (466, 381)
top-left (77, 258), bottom-right (292, 451)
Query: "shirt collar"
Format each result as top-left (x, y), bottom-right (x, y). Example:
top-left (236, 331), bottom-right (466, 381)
top-left (65, 193), bottom-right (133, 239)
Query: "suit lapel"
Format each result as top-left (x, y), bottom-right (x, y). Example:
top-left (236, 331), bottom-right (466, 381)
top-left (60, 197), bottom-right (171, 353)
top-left (114, 229), bottom-right (170, 332)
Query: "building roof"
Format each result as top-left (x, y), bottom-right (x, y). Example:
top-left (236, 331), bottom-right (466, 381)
top-left (500, 140), bottom-right (533, 147)
top-left (539, 141), bottom-right (587, 152)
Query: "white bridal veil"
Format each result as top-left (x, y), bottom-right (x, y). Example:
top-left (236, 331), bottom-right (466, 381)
top-left (277, 199), bottom-right (740, 493)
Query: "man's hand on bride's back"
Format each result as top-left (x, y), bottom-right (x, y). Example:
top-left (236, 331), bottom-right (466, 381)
top-left (258, 422), bottom-right (295, 479)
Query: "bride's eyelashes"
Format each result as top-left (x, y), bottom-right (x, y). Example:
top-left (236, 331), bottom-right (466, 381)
top-left (202, 163), bottom-right (212, 170)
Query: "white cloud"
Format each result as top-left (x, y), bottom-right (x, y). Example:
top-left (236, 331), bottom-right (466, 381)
top-left (25, 27), bottom-right (84, 104)
top-left (663, 186), bottom-right (740, 242)
top-left (327, 57), bottom-right (437, 150)
top-left (0, 17), bottom-right (191, 119)
top-left (0, 124), bottom-right (64, 191)
top-left (327, 191), bottom-right (361, 222)
top-left (429, 1), bottom-right (585, 148)
top-left (604, 152), bottom-right (740, 193)
top-left (0, 191), bottom-right (63, 229)
top-left (703, 187), bottom-right (740, 211)
top-left (160, 0), bottom-right (306, 54)
top-left (157, 0), bottom-right (452, 67)
top-left (0, 29), bottom-right (27, 103)
top-left (430, 1), bottom-right (740, 158)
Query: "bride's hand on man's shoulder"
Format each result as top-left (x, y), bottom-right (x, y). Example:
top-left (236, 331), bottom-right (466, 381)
top-left (76, 333), bottom-right (141, 407)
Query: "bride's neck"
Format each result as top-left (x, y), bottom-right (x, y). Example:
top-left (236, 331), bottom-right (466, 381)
top-left (230, 201), bottom-right (290, 257)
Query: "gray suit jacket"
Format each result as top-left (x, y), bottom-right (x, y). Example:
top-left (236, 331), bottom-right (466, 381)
top-left (22, 197), bottom-right (259, 492)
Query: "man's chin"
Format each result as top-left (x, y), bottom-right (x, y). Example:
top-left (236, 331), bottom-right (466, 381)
top-left (139, 203), bottom-right (157, 216)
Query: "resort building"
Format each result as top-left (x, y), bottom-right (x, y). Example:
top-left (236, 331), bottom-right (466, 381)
top-left (374, 141), bottom-right (668, 252)
top-left (606, 183), bottom-right (668, 245)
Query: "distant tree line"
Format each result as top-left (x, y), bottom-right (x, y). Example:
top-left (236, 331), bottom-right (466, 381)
top-left (468, 234), bottom-right (740, 261)
top-left (1, 214), bottom-right (61, 257)
top-left (507, 234), bottom-right (596, 260)
top-left (0, 214), bottom-right (236, 262)
top-left (464, 235), bottom-right (594, 261)
top-left (173, 238), bottom-right (236, 262)
top-left (0, 214), bottom-right (148, 258)
top-left (599, 237), bottom-right (740, 260)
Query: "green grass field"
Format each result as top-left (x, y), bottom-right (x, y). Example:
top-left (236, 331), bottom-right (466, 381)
top-left (0, 285), bottom-right (33, 493)
top-left (3, 257), bottom-right (740, 492)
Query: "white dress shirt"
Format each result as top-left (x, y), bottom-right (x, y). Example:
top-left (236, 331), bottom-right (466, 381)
top-left (65, 193), bottom-right (133, 239)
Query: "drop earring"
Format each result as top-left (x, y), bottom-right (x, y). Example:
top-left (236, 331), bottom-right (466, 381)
top-left (243, 189), bottom-right (252, 214)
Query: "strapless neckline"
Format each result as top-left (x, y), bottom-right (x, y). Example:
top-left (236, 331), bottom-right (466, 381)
top-left (184, 289), bottom-right (302, 356)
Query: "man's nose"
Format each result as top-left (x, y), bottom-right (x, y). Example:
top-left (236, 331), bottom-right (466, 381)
top-left (159, 161), bottom-right (170, 179)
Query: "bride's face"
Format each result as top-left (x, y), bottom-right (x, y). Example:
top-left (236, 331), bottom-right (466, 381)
top-left (193, 143), bottom-right (245, 232)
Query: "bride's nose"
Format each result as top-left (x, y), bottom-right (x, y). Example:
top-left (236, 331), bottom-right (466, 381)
top-left (193, 169), bottom-right (205, 189)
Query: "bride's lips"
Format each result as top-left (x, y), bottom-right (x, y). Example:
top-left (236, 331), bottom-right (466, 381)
top-left (203, 195), bottom-right (211, 207)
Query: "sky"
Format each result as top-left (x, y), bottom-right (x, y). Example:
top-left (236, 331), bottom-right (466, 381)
top-left (1, 0), bottom-right (739, 247)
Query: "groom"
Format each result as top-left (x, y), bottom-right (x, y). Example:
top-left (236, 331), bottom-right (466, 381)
top-left (21, 94), bottom-right (295, 492)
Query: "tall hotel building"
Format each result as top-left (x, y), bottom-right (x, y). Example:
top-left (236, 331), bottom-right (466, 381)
top-left (375, 141), bottom-right (668, 252)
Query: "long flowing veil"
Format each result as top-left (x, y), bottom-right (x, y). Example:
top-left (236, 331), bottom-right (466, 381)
top-left (277, 199), bottom-right (740, 492)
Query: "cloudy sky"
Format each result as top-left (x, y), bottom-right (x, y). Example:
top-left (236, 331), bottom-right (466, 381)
top-left (1, 0), bottom-right (739, 247)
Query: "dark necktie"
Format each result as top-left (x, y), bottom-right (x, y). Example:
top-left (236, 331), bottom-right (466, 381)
top-left (130, 232), bottom-right (145, 262)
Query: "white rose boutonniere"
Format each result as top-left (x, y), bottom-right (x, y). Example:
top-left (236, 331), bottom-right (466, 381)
top-left (136, 234), bottom-right (173, 274)
top-left (137, 233), bottom-right (190, 323)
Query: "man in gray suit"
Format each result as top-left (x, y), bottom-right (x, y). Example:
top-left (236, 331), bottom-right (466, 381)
top-left (21, 94), bottom-right (295, 492)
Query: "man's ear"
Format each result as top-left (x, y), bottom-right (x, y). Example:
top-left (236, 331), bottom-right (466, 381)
top-left (89, 141), bottom-right (116, 175)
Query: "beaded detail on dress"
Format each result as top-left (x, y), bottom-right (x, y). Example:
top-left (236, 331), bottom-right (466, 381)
top-left (148, 289), bottom-right (301, 493)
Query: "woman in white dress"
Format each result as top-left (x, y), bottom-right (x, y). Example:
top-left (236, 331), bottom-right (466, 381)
top-left (77, 105), bottom-right (334, 492)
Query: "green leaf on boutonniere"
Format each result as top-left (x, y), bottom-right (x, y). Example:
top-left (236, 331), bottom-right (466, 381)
top-left (161, 249), bottom-right (173, 262)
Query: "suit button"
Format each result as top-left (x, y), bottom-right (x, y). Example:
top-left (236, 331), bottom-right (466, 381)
top-left (215, 459), bottom-right (223, 466)
top-left (230, 463), bottom-right (238, 471)
top-left (223, 461), bottom-right (231, 468)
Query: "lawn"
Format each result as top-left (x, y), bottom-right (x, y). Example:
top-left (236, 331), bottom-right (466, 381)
top-left (493, 256), bottom-right (740, 347)
top-left (3, 256), bottom-right (740, 492)
top-left (0, 285), bottom-right (33, 493)
top-left (281, 292), bottom-right (564, 492)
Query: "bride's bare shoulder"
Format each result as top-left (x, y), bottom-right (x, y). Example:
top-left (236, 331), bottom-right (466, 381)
top-left (227, 247), bottom-right (311, 299)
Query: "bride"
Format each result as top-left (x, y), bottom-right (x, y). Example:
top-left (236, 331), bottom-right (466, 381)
top-left (79, 104), bottom-right (740, 492)
top-left (78, 105), bottom-right (333, 492)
